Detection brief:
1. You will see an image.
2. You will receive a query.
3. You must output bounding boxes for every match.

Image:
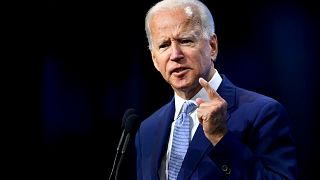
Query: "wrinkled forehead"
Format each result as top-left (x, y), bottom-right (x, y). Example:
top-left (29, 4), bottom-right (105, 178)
top-left (151, 5), bottom-right (203, 35)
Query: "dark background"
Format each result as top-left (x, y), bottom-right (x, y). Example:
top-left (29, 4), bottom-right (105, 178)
top-left (5, 0), bottom-right (319, 179)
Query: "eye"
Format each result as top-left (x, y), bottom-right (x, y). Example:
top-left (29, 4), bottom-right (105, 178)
top-left (159, 42), bottom-right (170, 49)
top-left (180, 39), bottom-right (193, 44)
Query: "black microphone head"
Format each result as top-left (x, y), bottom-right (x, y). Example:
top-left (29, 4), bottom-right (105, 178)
top-left (124, 114), bottom-right (141, 134)
top-left (122, 108), bottom-right (136, 129)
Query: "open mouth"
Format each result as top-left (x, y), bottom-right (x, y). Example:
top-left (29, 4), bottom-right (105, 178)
top-left (174, 67), bottom-right (186, 72)
top-left (171, 67), bottom-right (189, 75)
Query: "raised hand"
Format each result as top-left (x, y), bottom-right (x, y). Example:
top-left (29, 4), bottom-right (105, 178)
top-left (196, 77), bottom-right (228, 145)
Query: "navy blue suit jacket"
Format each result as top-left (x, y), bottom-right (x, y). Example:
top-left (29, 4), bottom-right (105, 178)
top-left (135, 75), bottom-right (297, 179)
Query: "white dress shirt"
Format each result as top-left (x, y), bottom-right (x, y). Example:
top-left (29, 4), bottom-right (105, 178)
top-left (159, 70), bottom-right (222, 179)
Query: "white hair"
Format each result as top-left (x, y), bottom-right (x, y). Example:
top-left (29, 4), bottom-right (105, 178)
top-left (145, 0), bottom-right (215, 50)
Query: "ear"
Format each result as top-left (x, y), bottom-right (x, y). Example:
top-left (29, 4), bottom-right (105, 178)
top-left (151, 51), bottom-right (160, 71)
top-left (210, 34), bottom-right (218, 62)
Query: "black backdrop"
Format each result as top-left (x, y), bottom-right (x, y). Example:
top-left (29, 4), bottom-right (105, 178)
top-left (6, 0), bottom-right (319, 179)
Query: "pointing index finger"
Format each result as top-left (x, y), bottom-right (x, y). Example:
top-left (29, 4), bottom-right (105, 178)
top-left (199, 77), bottom-right (219, 100)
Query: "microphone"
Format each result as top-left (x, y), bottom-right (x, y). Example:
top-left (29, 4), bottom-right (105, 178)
top-left (108, 108), bottom-right (137, 180)
top-left (114, 113), bottom-right (141, 180)
top-left (118, 108), bottom-right (137, 152)
top-left (120, 113), bottom-right (140, 154)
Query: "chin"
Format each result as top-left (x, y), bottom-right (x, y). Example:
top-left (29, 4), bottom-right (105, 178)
top-left (172, 79), bottom-right (194, 90)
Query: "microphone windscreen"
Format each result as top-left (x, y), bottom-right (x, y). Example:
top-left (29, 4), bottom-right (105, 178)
top-left (122, 108), bottom-right (136, 129)
top-left (124, 114), bottom-right (141, 134)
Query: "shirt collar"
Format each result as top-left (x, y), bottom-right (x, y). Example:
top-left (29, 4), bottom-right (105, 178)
top-left (174, 69), bottom-right (222, 119)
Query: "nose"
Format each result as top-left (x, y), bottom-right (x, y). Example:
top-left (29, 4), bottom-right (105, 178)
top-left (169, 43), bottom-right (184, 61)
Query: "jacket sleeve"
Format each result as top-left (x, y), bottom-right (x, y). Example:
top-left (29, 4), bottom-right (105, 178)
top-left (209, 101), bottom-right (298, 179)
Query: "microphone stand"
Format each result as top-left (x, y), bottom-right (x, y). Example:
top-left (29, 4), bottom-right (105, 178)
top-left (108, 131), bottom-right (126, 180)
top-left (108, 111), bottom-right (140, 180)
top-left (114, 133), bottom-right (130, 180)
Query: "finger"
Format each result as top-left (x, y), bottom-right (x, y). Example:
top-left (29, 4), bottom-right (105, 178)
top-left (195, 98), bottom-right (205, 106)
top-left (199, 77), bottom-right (220, 101)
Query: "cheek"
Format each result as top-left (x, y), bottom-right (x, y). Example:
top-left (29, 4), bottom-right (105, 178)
top-left (155, 60), bottom-right (168, 77)
top-left (157, 60), bottom-right (166, 70)
top-left (154, 54), bottom-right (169, 72)
top-left (199, 48), bottom-right (212, 65)
top-left (192, 54), bottom-right (211, 73)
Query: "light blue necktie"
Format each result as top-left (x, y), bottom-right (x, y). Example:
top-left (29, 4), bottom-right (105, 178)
top-left (168, 101), bottom-right (196, 180)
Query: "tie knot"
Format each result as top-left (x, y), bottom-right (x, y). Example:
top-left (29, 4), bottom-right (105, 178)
top-left (181, 101), bottom-right (196, 114)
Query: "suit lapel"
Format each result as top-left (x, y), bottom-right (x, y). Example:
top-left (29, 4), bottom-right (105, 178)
top-left (150, 98), bottom-right (175, 177)
top-left (217, 74), bottom-right (236, 111)
top-left (179, 124), bottom-right (212, 179)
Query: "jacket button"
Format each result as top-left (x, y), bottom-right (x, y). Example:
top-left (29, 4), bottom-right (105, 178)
top-left (221, 164), bottom-right (231, 175)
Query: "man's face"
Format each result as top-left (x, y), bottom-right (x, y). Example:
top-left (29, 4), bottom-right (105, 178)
top-left (149, 6), bottom-right (217, 96)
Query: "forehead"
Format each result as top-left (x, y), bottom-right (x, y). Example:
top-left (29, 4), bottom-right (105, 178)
top-left (149, 5), bottom-right (200, 35)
